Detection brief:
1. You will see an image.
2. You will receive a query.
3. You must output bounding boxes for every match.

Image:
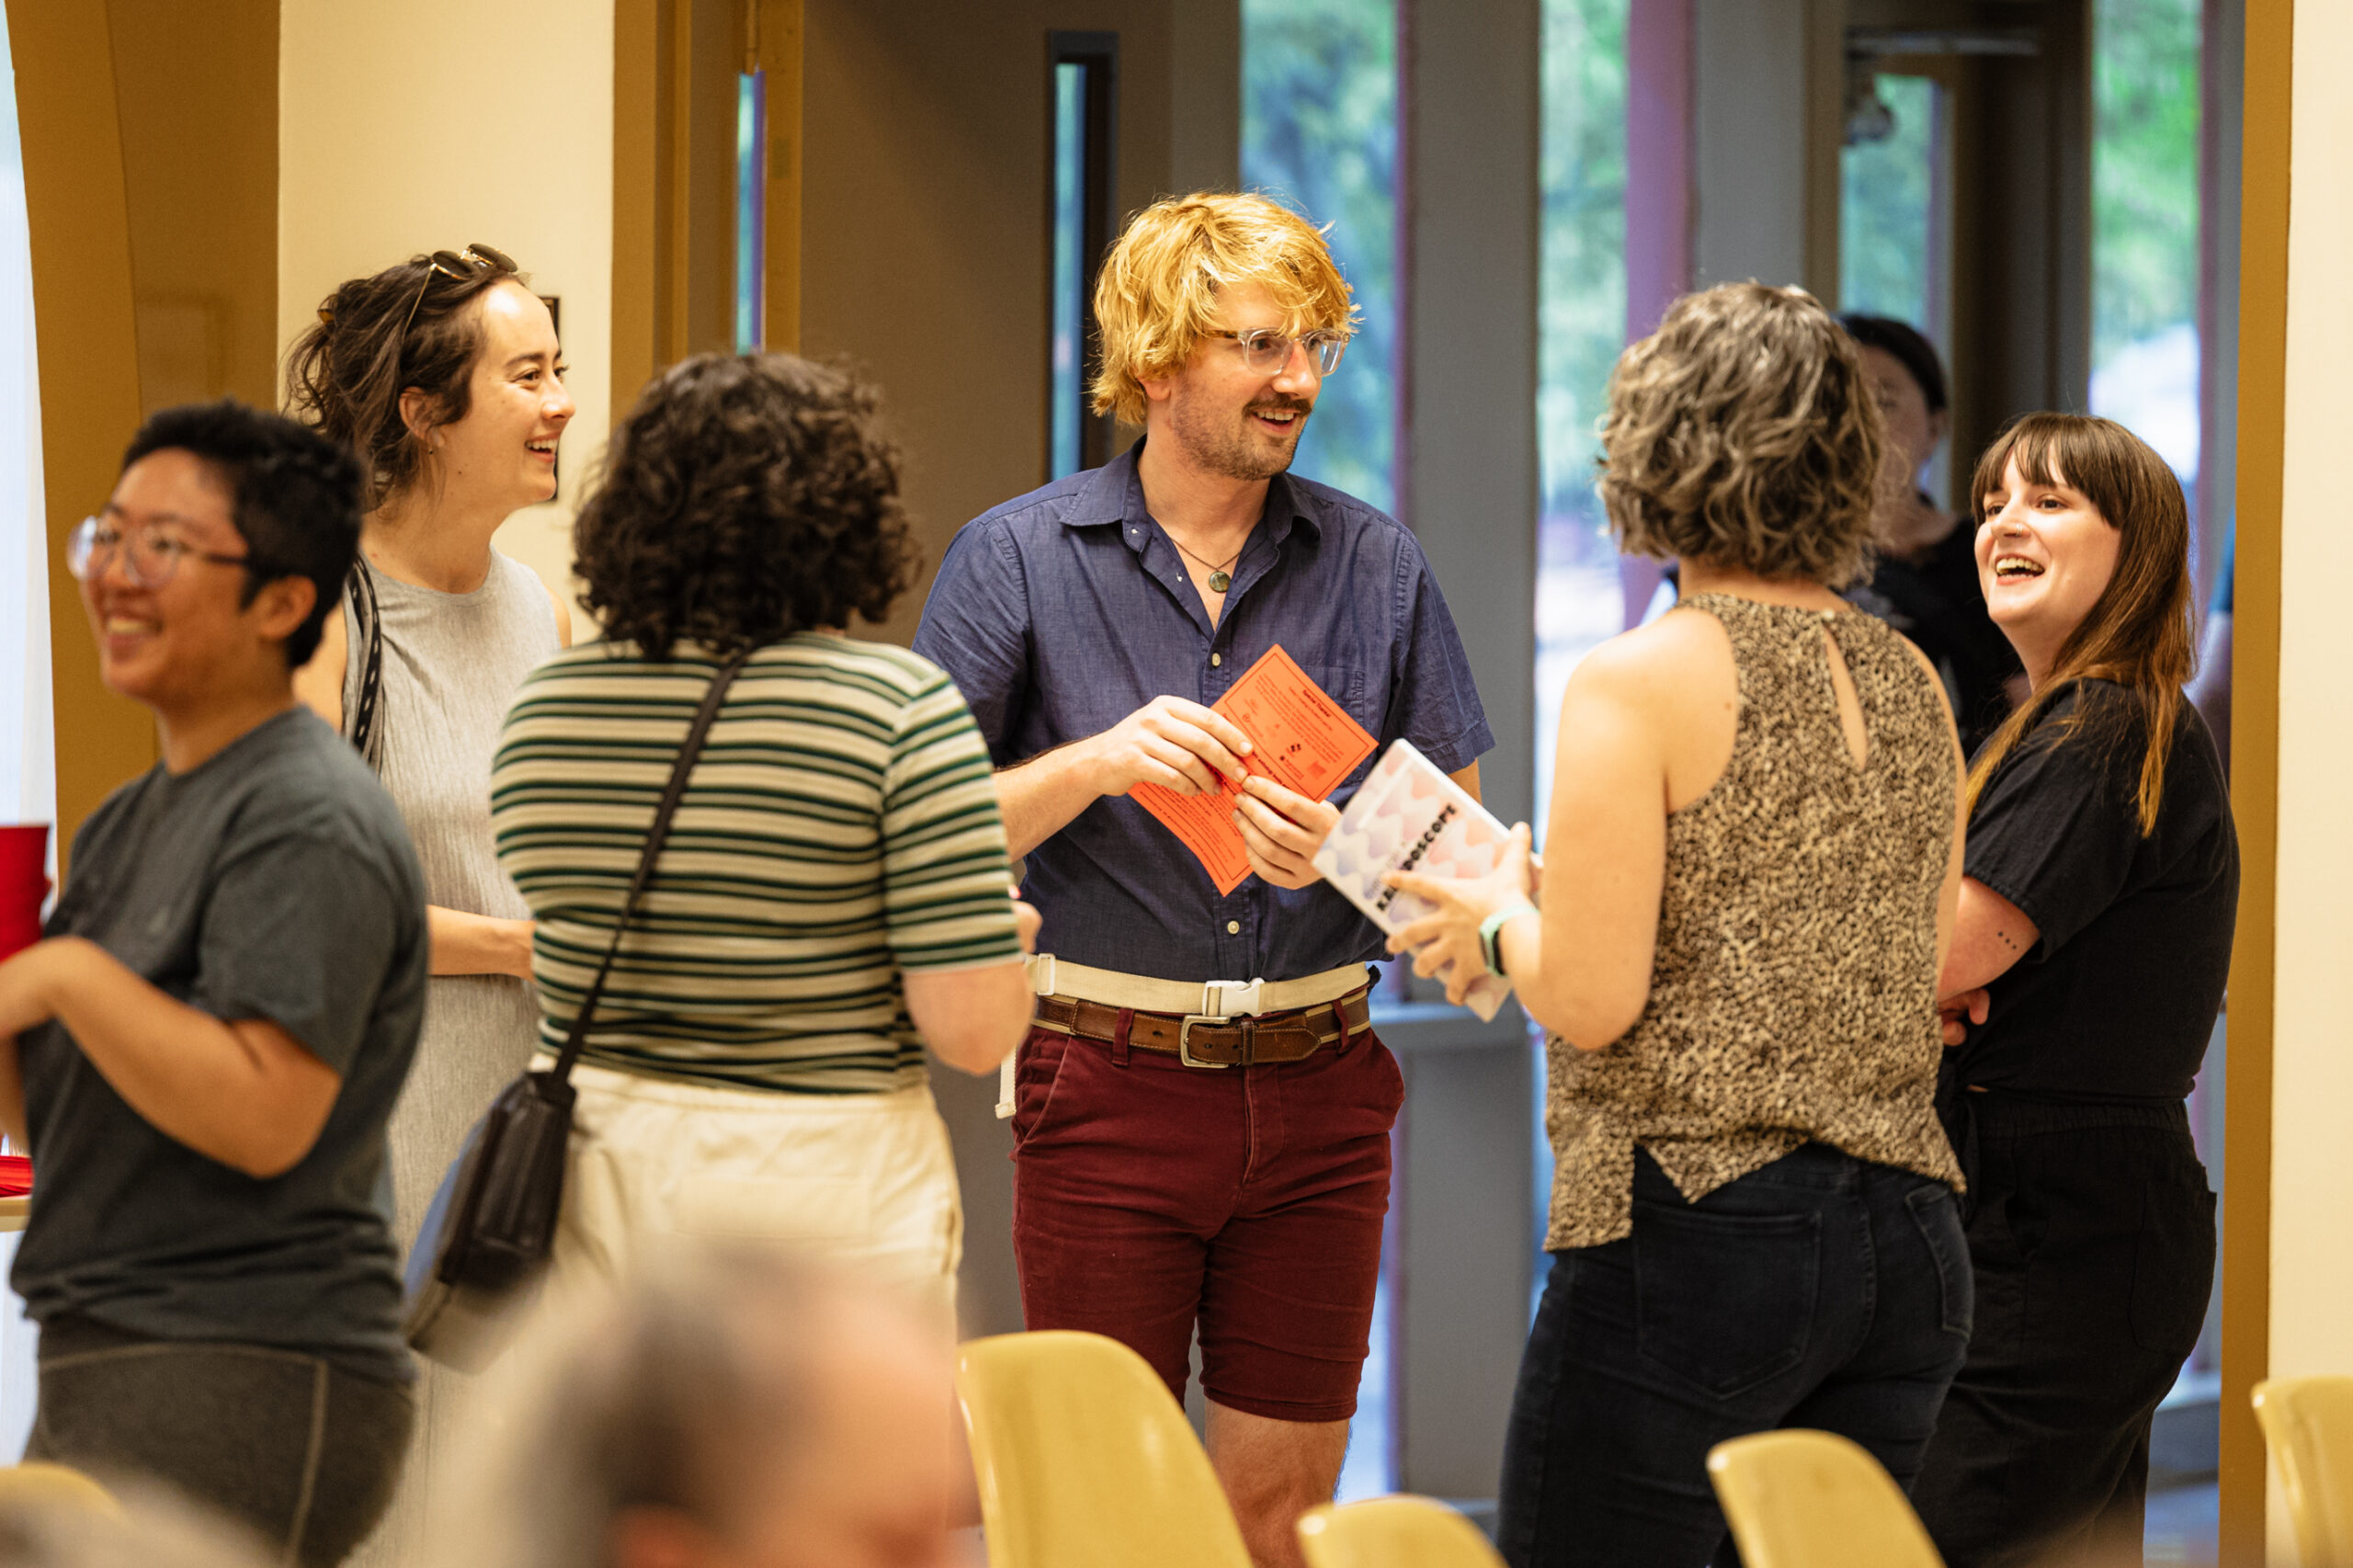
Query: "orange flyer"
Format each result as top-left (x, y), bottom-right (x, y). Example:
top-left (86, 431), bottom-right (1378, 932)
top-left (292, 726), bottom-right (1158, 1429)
top-left (1131, 646), bottom-right (1378, 893)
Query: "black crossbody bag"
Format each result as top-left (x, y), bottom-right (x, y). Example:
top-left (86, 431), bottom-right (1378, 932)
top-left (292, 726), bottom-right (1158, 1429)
top-left (404, 651), bottom-right (751, 1369)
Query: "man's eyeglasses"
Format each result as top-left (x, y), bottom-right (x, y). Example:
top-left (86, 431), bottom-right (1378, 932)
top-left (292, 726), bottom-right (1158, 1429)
top-left (1210, 328), bottom-right (1348, 377)
top-left (394, 243), bottom-right (519, 340)
top-left (68, 516), bottom-right (255, 589)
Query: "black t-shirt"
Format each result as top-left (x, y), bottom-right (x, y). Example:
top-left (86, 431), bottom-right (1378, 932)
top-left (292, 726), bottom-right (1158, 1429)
top-left (1949, 681), bottom-right (2238, 1103)
top-left (11, 709), bottom-right (428, 1382)
top-left (1847, 510), bottom-right (2024, 753)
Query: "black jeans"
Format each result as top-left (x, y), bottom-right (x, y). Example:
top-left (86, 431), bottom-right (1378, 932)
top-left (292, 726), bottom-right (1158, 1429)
top-left (28, 1318), bottom-right (415, 1568)
top-left (1497, 1144), bottom-right (1973, 1568)
top-left (1910, 1097), bottom-right (2215, 1568)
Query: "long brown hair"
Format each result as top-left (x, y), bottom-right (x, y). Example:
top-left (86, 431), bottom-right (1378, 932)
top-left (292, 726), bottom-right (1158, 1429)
top-left (1963, 414), bottom-right (2195, 835)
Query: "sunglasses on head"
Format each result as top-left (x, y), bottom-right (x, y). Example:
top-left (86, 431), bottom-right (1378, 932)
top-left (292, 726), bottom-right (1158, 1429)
top-left (382, 244), bottom-right (519, 339)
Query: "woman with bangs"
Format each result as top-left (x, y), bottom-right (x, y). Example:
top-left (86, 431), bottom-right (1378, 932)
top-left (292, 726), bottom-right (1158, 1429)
top-left (1909, 415), bottom-right (2238, 1568)
top-left (1388, 282), bottom-right (1972, 1566)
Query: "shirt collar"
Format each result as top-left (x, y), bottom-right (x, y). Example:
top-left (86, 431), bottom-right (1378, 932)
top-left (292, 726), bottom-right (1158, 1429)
top-left (1065, 440), bottom-right (1322, 553)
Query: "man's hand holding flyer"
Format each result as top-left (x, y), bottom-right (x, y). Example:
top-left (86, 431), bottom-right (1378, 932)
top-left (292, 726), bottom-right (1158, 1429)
top-left (1130, 646), bottom-right (1377, 894)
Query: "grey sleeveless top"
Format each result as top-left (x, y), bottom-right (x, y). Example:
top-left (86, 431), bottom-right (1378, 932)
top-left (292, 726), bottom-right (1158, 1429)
top-left (1542, 594), bottom-right (1964, 1248)
top-left (341, 551), bottom-right (558, 1250)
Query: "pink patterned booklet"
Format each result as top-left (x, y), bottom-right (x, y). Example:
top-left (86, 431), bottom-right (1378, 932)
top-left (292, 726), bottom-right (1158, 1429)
top-left (1313, 739), bottom-right (1516, 1021)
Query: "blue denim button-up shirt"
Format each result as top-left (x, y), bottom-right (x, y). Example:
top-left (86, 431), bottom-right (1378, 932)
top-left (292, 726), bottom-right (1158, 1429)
top-left (912, 444), bottom-right (1492, 984)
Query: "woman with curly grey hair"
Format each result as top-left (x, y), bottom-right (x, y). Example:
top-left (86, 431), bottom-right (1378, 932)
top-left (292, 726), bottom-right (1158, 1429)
top-left (488, 353), bottom-right (1038, 1327)
top-left (1384, 282), bottom-right (1972, 1566)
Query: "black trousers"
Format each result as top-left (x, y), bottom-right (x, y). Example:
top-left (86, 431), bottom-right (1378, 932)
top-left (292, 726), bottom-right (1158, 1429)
top-left (28, 1317), bottom-right (415, 1568)
top-left (1910, 1096), bottom-right (2215, 1568)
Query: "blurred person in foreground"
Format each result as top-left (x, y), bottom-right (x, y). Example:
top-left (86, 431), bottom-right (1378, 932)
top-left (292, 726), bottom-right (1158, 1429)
top-left (1386, 284), bottom-right (1971, 1567)
top-left (431, 1246), bottom-right (963, 1568)
top-left (912, 191), bottom-right (1491, 1568)
top-left (1839, 314), bottom-right (2025, 752)
top-left (0, 403), bottom-right (427, 1566)
top-left (492, 353), bottom-right (1036, 1325)
top-left (1911, 415), bottom-right (2238, 1568)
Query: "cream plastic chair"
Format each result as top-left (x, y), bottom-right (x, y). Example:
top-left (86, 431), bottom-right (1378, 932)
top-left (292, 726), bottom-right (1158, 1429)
top-left (2255, 1375), bottom-right (2353, 1568)
top-left (1706, 1429), bottom-right (1945, 1568)
top-left (1295, 1495), bottom-right (1506, 1568)
top-left (0, 1462), bottom-right (121, 1517)
top-left (956, 1329), bottom-right (1251, 1568)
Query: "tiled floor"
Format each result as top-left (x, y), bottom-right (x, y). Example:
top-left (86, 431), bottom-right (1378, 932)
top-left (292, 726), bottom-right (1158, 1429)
top-left (2144, 1482), bottom-right (2221, 1567)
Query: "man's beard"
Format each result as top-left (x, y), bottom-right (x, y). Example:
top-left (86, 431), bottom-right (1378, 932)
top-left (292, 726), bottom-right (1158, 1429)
top-left (1168, 385), bottom-right (1313, 481)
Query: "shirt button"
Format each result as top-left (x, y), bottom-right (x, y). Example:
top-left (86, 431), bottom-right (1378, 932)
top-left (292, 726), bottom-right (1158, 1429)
top-left (1226, 920), bottom-right (1241, 935)
top-left (1211, 653), bottom-right (1222, 667)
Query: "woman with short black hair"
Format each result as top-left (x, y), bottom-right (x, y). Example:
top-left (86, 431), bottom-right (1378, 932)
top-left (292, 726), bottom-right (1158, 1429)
top-left (1910, 414), bottom-right (2237, 1568)
top-left (492, 352), bottom-right (1038, 1324)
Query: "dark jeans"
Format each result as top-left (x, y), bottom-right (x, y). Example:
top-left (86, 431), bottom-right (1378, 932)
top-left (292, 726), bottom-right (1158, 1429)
top-left (1910, 1098), bottom-right (2215, 1568)
top-left (29, 1318), bottom-right (415, 1568)
top-left (1497, 1144), bottom-right (1972, 1568)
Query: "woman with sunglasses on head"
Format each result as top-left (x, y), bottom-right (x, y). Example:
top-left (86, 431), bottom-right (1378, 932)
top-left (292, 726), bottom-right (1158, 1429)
top-left (283, 244), bottom-right (574, 1562)
top-left (1907, 415), bottom-right (2237, 1568)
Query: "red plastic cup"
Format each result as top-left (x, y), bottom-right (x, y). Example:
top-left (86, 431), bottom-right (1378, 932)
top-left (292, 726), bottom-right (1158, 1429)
top-left (0, 824), bottom-right (51, 962)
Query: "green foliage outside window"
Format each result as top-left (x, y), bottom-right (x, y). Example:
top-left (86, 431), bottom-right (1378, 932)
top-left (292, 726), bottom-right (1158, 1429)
top-left (2094, 0), bottom-right (2201, 372)
top-left (1539, 0), bottom-right (1629, 552)
top-left (1242, 0), bottom-right (1398, 515)
top-left (1841, 75), bottom-right (1936, 334)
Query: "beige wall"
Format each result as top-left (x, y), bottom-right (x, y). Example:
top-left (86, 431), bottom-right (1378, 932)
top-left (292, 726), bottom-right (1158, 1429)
top-left (2266, 1), bottom-right (2353, 1555)
top-left (800, 0), bottom-right (1238, 649)
top-left (277, 0), bottom-right (617, 619)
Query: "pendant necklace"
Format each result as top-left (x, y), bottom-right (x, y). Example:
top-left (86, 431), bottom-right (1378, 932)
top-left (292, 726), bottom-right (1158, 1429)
top-left (1168, 534), bottom-right (1243, 593)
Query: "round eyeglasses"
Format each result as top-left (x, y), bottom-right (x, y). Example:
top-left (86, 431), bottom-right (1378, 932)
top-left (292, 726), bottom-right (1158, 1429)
top-left (69, 516), bottom-right (254, 589)
top-left (1210, 328), bottom-right (1348, 377)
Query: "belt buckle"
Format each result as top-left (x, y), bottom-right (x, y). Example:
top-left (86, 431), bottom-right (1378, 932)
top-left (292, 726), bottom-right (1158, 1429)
top-left (1178, 978), bottom-right (1267, 1070)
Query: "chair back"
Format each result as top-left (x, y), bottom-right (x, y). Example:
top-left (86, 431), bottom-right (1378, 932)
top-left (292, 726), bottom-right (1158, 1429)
top-left (2255, 1374), bottom-right (2353, 1568)
top-left (1295, 1495), bottom-right (1505, 1568)
top-left (1706, 1429), bottom-right (1945, 1568)
top-left (957, 1330), bottom-right (1252, 1568)
top-left (0, 1462), bottom-right (120, 1517)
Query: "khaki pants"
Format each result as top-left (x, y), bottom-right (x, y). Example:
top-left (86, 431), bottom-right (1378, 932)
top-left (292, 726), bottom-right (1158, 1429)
top-left (544, 1059), bottom-right (963, 1330)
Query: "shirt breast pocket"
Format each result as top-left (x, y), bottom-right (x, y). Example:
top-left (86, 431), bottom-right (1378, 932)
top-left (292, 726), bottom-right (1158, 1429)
top-left (1297, 663), bottom-right (1383, 788)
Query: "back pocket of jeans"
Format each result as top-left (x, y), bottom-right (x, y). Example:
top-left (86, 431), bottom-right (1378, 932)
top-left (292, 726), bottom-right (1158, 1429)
top-left (1632, 1202), bottom-right (1820, 1399)
top-left (1904, 1182), bottom-right (1975, 1340)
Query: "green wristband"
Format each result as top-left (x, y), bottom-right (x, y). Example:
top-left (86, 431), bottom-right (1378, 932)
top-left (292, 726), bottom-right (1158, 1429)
top-left (1479, 902), bottom-right (1540, 979)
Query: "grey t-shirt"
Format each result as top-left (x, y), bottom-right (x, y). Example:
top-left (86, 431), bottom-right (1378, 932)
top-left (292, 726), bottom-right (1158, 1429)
top-left (11, 708), bottom-right (428, 1384)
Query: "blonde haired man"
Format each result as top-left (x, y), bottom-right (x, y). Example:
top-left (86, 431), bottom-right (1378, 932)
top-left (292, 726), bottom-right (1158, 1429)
top-left (915, 193), bottom-right (1490, 1566)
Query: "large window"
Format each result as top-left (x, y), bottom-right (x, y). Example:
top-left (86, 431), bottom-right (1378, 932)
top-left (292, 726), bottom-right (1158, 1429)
top-left (1241, 0), bottom-right (1399, 1501)
top-left (1047, 33), bottom-right (1118, 481)
top-left (2089, 0), bottom-right (2204, 572)
top-left (0, 6), bottom-right (49, 1458)
top-left (1241, 0), bottom-right (1398, 517)
top-left (1533, 0), bottom-right (1629, 835)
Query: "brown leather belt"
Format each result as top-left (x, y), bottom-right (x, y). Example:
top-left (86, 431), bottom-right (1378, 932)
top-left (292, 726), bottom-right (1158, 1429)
top-left (1034, 985), bottom-right (1374, 1069)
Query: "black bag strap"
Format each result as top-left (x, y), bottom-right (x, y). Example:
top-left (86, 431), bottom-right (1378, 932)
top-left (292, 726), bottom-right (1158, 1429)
top-left (551, 649), bottom-right (754, 1084)
top-left (345, 561), bottom-right (386, 772)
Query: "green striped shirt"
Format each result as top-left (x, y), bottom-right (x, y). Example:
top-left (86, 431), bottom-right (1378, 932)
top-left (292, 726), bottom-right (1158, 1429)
top-left (491, 634), bottom-right (1023, 1094)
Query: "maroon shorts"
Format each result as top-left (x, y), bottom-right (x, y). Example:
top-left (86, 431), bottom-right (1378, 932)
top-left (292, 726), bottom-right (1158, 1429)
top-left (1007, 1017), bottom-right (1404, 1424)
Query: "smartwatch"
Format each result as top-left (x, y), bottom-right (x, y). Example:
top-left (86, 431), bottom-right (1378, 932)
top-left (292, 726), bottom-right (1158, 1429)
top-left (1479, 903), bottom-right (1540, 979)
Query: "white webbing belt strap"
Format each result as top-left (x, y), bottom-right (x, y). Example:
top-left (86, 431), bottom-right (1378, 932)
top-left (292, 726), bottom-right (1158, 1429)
top-left (995, 955), bottom-right (1374, 1119)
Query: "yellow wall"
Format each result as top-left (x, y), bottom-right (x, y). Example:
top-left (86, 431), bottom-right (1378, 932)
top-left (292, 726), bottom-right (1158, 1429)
top-left (277, 0), bottom-right (617, 621)
top-left (8, 0), bottom-right (157, 863)
top-left (2268, 4), bottom-right (2353, 1558)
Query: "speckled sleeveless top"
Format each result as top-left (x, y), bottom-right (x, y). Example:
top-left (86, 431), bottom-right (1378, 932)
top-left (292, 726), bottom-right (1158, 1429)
top-left (1544, 594), bottom-right (1964, 1248)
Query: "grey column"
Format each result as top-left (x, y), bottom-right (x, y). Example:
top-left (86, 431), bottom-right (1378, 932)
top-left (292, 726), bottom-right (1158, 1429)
top-left (1395, 0), bottom-right (1540, 1503)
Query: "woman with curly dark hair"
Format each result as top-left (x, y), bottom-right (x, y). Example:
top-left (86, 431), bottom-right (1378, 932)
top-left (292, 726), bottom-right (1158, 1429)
top-left (489, 352), bottom-right (1038, 1325)
top-left (1385, 283), bottom-right (1972, 1566)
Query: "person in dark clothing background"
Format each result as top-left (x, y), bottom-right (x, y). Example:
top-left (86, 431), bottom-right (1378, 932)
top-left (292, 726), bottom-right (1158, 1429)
top-left (1841, 315), bottom-right (2026, 753)
top-left (1913, 414), bottom-right (2237, 1568)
